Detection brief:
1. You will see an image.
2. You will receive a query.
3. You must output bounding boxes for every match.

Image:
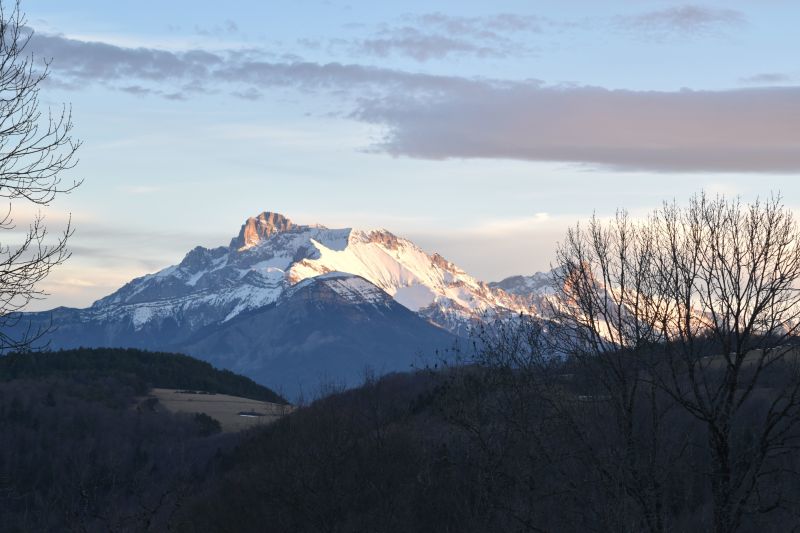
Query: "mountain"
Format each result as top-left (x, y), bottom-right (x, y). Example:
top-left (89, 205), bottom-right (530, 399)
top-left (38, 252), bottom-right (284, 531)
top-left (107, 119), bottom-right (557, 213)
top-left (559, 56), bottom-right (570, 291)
top-left (4, 212), bottom-right (557, 396)
top-left (490, 272), bottom-right (552, 297)
top-left (5, 272), bottom-right (458, 398)
top-left (67, 211), bottom-right (529, 336)
top-left (489, 272), bottom-right (556, 314)
top-left (178, 272), bottom-right (455, 398)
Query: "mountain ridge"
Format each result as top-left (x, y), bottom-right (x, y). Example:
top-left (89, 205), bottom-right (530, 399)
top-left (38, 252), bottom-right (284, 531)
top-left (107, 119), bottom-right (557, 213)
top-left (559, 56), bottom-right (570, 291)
top-left (82, 210), bottom-right (549, 335)
top-left (2, 211), bottom-right (556, 395)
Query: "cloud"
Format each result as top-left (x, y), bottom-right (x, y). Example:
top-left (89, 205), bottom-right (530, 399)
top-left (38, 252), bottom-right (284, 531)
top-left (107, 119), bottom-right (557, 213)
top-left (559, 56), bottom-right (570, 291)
top-left (409, 214), bottom-right (569, 281)
top-left (358, 28), bottom-right (504, 62)
top-left (740, 72), bottom-right (792, 84)
top-left (195, 19), bottom-right (239, 37)
top-left (231, 87), bottom-right (263, 100)
top-left (119, 85), bottom-right (155, 96)
top-left (30, 31), bottom-right (800, 174)
top-left (619, 5), bottom-right (745, 39)
top-left (411, 12), bottom-right (542, 38)
top-left (31, 32), bottom-right (222, 83)
top-left (351, 13), bottom-right (543, 61)
top-left (31, 30), bottom-right (474, 98)
top-left (356, 84), bottom-right (800, 173)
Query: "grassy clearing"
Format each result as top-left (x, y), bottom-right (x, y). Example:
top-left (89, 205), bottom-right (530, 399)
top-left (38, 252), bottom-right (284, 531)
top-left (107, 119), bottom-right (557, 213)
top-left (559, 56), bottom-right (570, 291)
top-left (141, 388), bottom-right (293, 432)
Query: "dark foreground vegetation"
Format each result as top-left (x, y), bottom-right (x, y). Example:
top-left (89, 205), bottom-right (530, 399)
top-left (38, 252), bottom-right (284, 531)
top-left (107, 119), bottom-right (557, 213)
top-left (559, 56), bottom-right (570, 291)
top-left (0, 348), bottom-right (285, 532)
top-left (2, 342), bottom-right (800, 532)
top-left (175, 344), bottom-right (800, 533)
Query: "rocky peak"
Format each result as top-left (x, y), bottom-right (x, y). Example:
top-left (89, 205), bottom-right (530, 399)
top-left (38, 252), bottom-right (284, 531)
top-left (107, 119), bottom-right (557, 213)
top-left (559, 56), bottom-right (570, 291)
top-left (179, 245), bottom-right (226, 272)
top-left (230, 212), bottom-right (297, 250)
top-left (362, 229), bottom-right (402, 250)
top-left (430, 253), bottom-right (452, 270)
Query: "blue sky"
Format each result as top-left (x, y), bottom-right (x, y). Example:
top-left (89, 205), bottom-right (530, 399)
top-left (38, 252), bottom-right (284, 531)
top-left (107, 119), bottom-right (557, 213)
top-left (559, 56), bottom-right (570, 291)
top-left (20, 0), bottom-right (800, 309)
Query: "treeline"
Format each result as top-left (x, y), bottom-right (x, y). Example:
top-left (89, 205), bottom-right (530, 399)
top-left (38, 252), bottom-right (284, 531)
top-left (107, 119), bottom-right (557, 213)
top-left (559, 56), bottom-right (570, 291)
top-left (0, 348), bottom-right (286, 404)
top-left (172, 358), bottom-right (800, 533)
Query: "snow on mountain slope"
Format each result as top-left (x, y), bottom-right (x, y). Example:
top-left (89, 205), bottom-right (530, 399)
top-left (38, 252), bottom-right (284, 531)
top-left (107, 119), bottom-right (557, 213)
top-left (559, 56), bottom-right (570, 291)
top-left (287, 228), bottom-right (527, 332)
top-left (284, 272), bottom-right (391, 307)
top-left (490, 272), bottom-right (553, 297)
top-left (85, 211), bottom-right (531, 335)
top-left (489, 272), bottom-right (558, 314)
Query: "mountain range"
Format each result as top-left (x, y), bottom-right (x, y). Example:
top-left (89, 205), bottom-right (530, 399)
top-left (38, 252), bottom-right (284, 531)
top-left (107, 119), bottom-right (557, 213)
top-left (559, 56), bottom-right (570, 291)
top-left (4, 212), bottom-right (554, 397)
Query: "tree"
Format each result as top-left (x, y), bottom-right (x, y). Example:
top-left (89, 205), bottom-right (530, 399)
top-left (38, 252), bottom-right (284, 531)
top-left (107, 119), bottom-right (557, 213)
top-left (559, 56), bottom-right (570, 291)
top-left (0, 0), bottom-right (80, 353)
top-left (441, 312), bottom-right (690, 533)
top-left (553, 194), bottom-right (800, 533)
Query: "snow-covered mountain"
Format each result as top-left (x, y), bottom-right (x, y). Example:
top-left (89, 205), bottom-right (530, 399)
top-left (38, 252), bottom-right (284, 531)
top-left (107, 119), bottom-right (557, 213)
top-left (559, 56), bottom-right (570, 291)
top-left (180, 271), bottom-right (456, 398)
top-left (3, 211), bottom-right (563, 396)
top-left (489, 272), bottom-right (557, 315)
top-left (89, 211), bottom-right (533, 335)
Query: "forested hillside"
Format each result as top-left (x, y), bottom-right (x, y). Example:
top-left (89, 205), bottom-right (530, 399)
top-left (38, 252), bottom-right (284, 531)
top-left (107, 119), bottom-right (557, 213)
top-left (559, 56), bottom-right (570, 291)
top-left (0, 348), bottom-right (286, 403)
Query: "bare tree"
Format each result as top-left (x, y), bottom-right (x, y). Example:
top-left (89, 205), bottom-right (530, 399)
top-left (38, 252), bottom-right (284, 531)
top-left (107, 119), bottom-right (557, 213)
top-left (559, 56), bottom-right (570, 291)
top-left (0, 0), bottom-right (80, 353)
top-left (553, 194), bottom-right (800, 533)
top-left (447, 310), bottom-right (686, 532)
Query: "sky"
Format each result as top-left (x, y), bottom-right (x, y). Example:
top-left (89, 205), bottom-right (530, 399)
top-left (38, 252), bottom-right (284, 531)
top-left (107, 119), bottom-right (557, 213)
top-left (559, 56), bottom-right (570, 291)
top-left (15, 0), bottom-right (800, 310)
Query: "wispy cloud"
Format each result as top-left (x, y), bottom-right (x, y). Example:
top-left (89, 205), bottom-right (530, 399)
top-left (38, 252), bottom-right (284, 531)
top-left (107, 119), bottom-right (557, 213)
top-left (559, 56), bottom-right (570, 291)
top-left (618, 5), bottom-right (745, 40)
top-left (412, 12), bottom-right (543, 37)
top-left (739, 72), bottom-right (792, 84)
top-left (194, 19), bottom-right (239, 38)
top-left (31, 30), bottom-right (475, 97)
top-left (358, 28), bottom-right (504, 62)
top-left (344, 12), bottom-right (544, 62)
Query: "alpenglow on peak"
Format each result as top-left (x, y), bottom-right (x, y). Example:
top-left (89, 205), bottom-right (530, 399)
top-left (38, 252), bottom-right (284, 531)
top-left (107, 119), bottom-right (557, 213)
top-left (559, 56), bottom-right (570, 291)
top-left (230, 211), bottom-right (301, 249)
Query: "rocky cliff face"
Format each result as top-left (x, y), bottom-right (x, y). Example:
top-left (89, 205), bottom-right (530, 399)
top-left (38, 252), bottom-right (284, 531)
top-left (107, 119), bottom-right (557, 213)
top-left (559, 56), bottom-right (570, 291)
top-left (230, 212), bottom-right (296, 249)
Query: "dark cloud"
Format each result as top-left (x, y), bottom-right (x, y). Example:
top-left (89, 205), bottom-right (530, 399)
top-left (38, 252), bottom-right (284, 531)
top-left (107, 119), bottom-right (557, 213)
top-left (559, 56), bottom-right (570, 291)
top-left (31, 32), bottom-right (800, 174)
top-left (620, 5), bottom-right (745, 39)
top-left (740, 72), bottom-right (792, 84)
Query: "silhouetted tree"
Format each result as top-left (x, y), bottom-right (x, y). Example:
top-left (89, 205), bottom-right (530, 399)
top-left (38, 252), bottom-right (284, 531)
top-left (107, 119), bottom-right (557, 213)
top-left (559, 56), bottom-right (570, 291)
top-left (553, 193), bottom-right (800, 533)
top-left (0, 0), bottom-right (81, 353)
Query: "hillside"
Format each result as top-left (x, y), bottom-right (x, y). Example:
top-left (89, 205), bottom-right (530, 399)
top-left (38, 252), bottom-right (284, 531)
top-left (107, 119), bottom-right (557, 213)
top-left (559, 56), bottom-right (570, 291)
top-left (174, 353), bottom-right (800, 533)
top-left (0, 347), bottom-right (287, 404)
